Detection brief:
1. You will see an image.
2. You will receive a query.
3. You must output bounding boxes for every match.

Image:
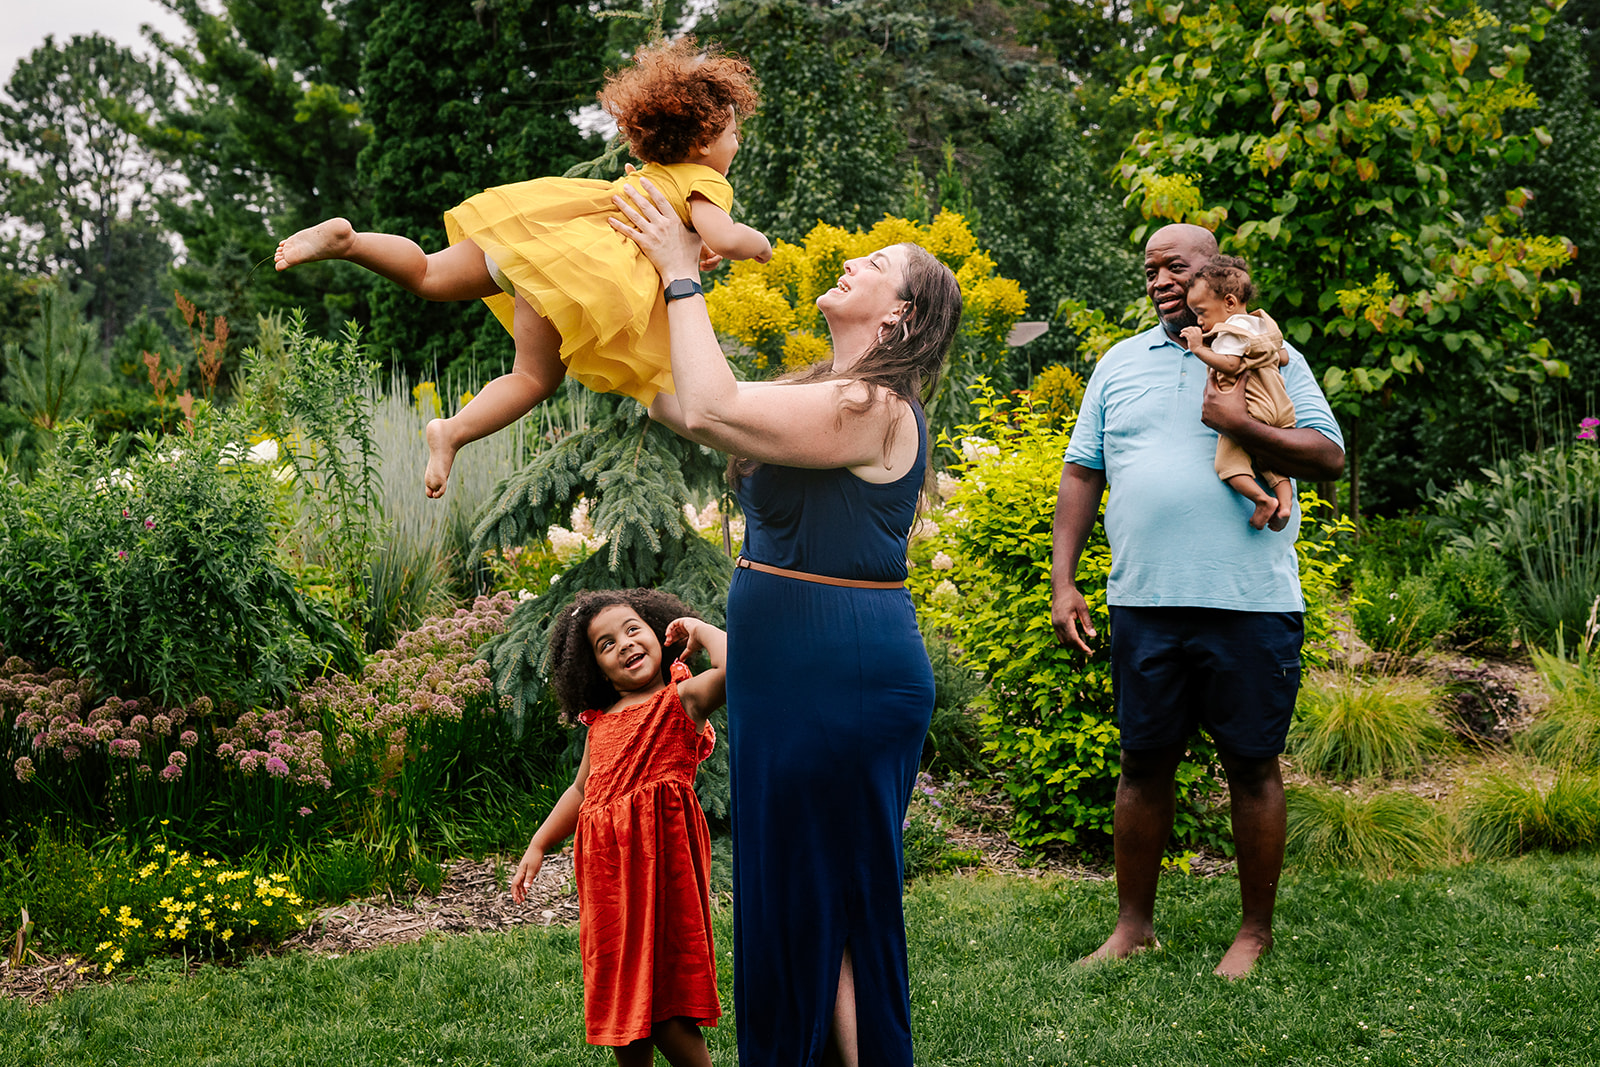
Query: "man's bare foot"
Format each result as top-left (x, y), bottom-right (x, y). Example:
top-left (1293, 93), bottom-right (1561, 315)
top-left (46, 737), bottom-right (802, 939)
top-left (275, 218), bottom-right (357, 271)
top-left (1267, 498), bottom-right (1293, 531)
top-left (1214, 930), bottom-right (1272, 980)
top-left (424, 419), bottom-right (456, 499)
top-left (1078, 925), bottom-right (1161, 964)
top-left (1248, 496), bottom-right (1275, 530)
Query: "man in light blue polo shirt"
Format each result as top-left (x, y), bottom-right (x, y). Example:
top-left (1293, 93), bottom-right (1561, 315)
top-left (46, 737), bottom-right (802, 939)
top-left (1050, 223), bottom-right (1345, 979)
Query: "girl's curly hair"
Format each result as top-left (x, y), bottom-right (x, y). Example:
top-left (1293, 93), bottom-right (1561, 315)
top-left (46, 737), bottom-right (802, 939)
top-left (597, 37), bottom-right (759, 166)
top-left (547, 588), bottom-right (700, 722)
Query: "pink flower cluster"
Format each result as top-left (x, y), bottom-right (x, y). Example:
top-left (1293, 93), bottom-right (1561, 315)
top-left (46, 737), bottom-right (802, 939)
top-left (213, 707), bottom-right (330, 790)
top-left (295, 594), bottom-right (512, 746)
top-left (3, 657), bottom-right (201, 785)
top-left (1580, 417), bottom-right (1598, 442)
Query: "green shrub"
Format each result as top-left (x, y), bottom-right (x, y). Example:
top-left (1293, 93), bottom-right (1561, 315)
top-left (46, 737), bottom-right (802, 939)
top-left (1285, 785), bottom-right (1445, 875)
top-left (910, 388), bottom-right (1225, 851)
top-left (1288, 670), bottom-right (1451, 779)
top-left (0, 419), bottom-right (357, 707)
top-left (1427, 545), bottom-right (1520, 652)
top-left (901, 773), bottom-right (984, 883)
top-left (1430, 446), bottom-right (1600, 646)
top-left (1460, 766), bottom-right (1600, 858)
top-left (1298, 495), bottom-right (1356, 671)
top-left (1350, 568), bottom-right (1459, 656)
top-left (1349, 512), bottom-right (1438, 581)
top-left (922, 633), bottom-right (988, 775)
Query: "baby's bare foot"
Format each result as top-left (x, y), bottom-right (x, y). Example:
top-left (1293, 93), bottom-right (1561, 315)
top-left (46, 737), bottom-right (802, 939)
top-left (1248, 497), bottom-right (1276, 530)
top-left (275, 218), bottom-right (357, 271)
top-left (1268, 498), bottom-right (1293, 531)
top-left (1078, 924), bottom-right (1161, 965)
top-left (424, 419), bottom-right (456, 499)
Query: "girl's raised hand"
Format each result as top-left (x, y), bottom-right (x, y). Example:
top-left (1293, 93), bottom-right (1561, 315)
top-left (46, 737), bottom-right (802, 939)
top-left (664, 617), bottom-right (704, 662)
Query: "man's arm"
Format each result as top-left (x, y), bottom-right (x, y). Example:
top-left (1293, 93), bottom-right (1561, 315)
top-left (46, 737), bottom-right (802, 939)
top-left (1050, 462), bottom-right (1107, 653)
top-left (1201, 370), bottom-right (1345, 481)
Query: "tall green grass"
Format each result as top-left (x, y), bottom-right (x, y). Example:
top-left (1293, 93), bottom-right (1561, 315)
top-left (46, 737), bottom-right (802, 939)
top-left (1523, 598), bottom-right (1600, 768)
top-left (1459, 764), bottom-right (1600, 858)
top-left (1288, 670), bottom-right (1452, 779)
top-left (1285, 784), bottom-right (1446, 875)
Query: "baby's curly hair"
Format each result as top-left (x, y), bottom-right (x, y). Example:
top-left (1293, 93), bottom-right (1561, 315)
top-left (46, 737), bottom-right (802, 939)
top-left (597, 37), bottom-right (759, 166)
top-left (1193, 255), bottom-right (1257, 305)
top-left (547, 588), bottom-right (700, 722)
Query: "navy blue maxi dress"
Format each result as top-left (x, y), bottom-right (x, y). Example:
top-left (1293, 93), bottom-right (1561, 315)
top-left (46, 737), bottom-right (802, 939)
top-left (726, 403), bottom-right (934, 1067)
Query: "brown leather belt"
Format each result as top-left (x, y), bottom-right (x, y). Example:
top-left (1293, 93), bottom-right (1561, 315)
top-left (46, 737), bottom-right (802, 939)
top-left (736, 556), bottom-right (904, 590)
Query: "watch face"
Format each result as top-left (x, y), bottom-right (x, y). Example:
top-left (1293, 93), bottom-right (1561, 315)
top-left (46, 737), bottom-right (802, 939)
top-left (665, 279), bottom-right (703, 301)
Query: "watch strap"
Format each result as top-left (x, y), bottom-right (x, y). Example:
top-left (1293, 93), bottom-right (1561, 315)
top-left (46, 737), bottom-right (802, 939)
top-left (663, 278), bottom-right (704, 302)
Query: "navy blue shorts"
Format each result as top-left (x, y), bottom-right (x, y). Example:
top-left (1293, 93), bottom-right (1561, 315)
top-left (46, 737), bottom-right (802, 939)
top-left (1109, 606), bottom-right (1303, 758)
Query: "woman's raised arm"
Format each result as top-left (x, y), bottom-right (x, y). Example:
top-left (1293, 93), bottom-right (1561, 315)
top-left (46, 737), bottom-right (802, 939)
top-left (613, 180), bottom-right (906, 474)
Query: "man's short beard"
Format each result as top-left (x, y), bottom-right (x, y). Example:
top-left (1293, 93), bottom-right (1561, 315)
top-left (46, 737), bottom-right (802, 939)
top-left (1160, 303), bottom-right (1200, 333)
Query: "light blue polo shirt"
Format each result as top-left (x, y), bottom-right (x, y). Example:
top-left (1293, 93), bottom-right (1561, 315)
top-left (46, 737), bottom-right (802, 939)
top-left (1063, 324), bottom-right (1344, 611)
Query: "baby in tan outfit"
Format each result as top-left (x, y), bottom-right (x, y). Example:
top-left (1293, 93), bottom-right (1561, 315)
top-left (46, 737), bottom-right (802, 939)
top-left (1180, 256), bottom-right (1297, 532)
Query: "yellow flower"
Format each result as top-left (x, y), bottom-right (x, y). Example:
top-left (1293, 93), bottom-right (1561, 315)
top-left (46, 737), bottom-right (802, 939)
top-left (782, 332), bottom-right (832, 372)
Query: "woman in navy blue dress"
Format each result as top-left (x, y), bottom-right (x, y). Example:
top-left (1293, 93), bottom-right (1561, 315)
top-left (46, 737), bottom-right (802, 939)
top-left (613, 181), bottom-right (962, 1067)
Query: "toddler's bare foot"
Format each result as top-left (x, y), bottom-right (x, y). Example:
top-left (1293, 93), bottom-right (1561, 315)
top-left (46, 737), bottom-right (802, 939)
top-left (1214, 929), bottom-right (1272, 980)
top-left (1078, 924), bottom-right (1161, 965)
top-left (275, 218), bottom-right (357, 271)
top-left (1248, 497), bottom-right (1276, 530)
top-left (1267, 498), bottom-right (1293, 531)
top-left (424, 419), bottom-right (456, 499)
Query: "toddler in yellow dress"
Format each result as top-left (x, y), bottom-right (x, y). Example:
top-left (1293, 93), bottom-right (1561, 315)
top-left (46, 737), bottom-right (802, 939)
top-left (274, 38), bottom-right (771, 497)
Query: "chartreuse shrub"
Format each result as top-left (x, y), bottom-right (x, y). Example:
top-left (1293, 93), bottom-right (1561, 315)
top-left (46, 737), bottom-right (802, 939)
top-left (1285, 784), bottom-right (1445, 875)
top-left (910, 388), bottom-right (1222, 851)
top-left (1288, 670), bottom-right (1453, 780)
top-left (1524, 607), bottom-right (1600, 768)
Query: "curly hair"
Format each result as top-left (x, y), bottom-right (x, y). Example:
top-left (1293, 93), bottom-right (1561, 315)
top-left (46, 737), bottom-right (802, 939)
top-left (597, 37), bottom-right (760, 166)
top-left (547, 588), bottom-right (700, 722)
top-left (1193, 255), bottom-right (1257, 306)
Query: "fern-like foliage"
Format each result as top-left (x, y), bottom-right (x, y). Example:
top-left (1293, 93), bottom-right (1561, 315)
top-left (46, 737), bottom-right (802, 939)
top-left (472, 406), bottom-right (733, 725)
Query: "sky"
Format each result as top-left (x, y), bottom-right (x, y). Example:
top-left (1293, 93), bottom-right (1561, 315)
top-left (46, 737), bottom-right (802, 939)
top-left (1, 0), bottom-right (191, 86)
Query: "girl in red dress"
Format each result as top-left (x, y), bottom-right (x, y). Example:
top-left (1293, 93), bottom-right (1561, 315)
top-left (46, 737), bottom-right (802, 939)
top-left (512, 589), bottom-right (725, 1067)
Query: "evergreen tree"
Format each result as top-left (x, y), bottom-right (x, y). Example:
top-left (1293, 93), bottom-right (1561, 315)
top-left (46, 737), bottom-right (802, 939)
top-left (356, 0), bottom-right (608, 379)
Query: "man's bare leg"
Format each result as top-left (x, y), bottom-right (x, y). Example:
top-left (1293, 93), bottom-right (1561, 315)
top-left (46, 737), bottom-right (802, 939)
top-left (425, 295), bottom-right (565, 497)
top-left (1267, 480), bottom-right (1294, 532)
top-left (1083, 744), bottom-right (1186, 962)
top-left (275, 220), bottom-right (500, 302)
top-left (1226, 473), bottom-right (1277, 531)
top-left (1213, 749), bottom-right (1285, 979)
top-left (821, 947), bottom-right (859, 1067)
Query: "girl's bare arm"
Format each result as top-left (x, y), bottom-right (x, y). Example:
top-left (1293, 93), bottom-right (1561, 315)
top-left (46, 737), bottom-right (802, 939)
top-left (512, 733), bottom-right (591, 902)
top-left (665, 617), bottom-right (727, 728)
top-left (688, 199), bottom-right (772, 262)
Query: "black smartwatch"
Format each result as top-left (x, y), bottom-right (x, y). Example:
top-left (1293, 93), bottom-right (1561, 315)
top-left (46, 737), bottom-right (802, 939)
top-left (663, 278), bottom-right (704, 303)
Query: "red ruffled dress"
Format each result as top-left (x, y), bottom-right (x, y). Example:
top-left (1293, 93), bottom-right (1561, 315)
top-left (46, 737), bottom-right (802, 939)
top-left (574, 660), bottom-right (721, 1045)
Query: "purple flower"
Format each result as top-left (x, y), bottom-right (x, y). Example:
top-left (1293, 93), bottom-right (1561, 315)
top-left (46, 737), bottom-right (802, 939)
top-left (144, 515), bottom-right (156, 529)
top-left (168, 751), bottom-right (188, 769)
top-left (115, 550), bottom-right (128, 560)
top-left (14, 757), bottom-right (35, 783)
top-left (159, 763), bottom-right (183, 782)
top-left (109, 738), bottom-right (141, 760)
top-left (265, 756), bottom-right (290, 778)
top-left (179, 730), bottom-right (199, 748)
top-left (298, 807), bottom-right (312, 817)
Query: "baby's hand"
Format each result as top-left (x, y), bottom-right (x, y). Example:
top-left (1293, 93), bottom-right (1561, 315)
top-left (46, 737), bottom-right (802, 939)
top-left (698, 243), bottom-right (724, 272)
top-left (664, 617), bottom-right (704, 662)
top-left (1180, 325), bottom-right (1203, 349)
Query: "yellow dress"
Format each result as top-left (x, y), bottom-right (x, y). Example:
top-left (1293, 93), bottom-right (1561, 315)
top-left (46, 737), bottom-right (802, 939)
top-left (443, 162), bottom-right (735, 405)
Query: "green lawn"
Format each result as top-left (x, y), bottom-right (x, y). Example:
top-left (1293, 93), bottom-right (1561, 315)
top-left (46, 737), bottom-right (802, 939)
top-left (3, 855), bottom-right (1597, 1066)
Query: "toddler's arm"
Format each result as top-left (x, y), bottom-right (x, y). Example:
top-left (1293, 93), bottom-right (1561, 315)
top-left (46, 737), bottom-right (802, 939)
top-left (512, 733), bottom-right (591, 903)
top-left (664, 617), bottom-right (728, 728)
top-left (1181, 326), bottom-right (1244, 377)
top-left (688, 198), bottom-right (773, 263)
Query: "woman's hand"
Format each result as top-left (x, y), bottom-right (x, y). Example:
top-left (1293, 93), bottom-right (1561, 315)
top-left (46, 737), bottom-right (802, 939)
top-left (610, 177), bottom-right (703, 281)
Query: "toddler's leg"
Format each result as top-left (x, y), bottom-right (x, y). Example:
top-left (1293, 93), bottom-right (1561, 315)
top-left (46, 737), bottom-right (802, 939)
top-left (1227, 473), bottom-right (1278, 531)
top-left (1268, 478), bottom-right (1294, 532)
top-left (425, 295), bottom-right (565, 497)
top-left (276, 221), bottom-right (500, 302)
top-left (611, 1037), bottom-right (654, 1067)
top-left (649, 1018), bottom-right (713, 1067)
